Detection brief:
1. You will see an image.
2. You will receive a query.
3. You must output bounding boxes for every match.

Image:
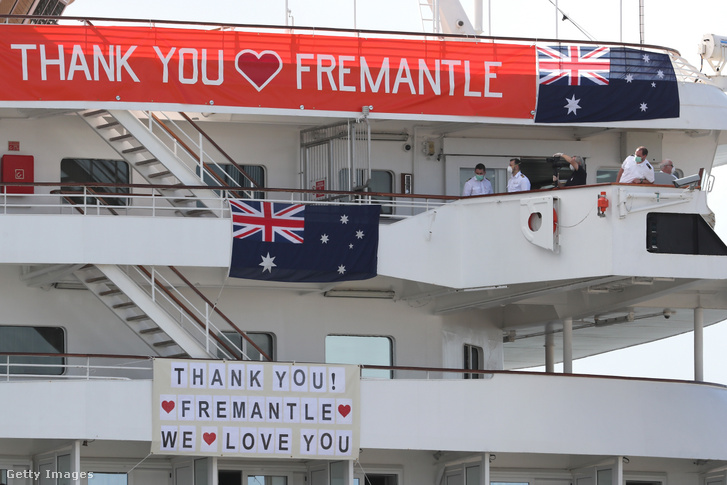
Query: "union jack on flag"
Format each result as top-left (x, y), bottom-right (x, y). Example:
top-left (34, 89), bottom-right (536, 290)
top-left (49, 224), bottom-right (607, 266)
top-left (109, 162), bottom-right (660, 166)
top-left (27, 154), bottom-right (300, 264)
top-left (231, 200), bottom-right (305, 244)
top-left (538, 45), bottom-right (610, 86)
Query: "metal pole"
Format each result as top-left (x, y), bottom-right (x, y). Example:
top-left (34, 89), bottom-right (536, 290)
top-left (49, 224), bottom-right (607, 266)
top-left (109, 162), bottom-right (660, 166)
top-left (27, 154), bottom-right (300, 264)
top-left (639, 0), bottom-right (644, 44)
top-left (563, 317), bottom-right (573, 373)
top-left (474, 0), bottom-right (482, 34)
top-left (555, 0), bottom-right (559, 39)
top-left (694, 307), bottom-right (704, 381)
top-left (545, 324), bottom-right (555, 373)
top-left (619, 0), bottom-right (623, 42)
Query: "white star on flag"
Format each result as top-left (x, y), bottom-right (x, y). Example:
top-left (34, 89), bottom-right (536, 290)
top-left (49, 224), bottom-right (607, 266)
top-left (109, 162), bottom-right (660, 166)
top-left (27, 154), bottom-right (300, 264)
top-left (564, 95), bottom-right (581, 115)
top-left (640, 103), bottom-right (648, 112)
top-left (337, 265), bottom-right (346, 274)
top-left (355, 230), bottom-right (365, 239)
top-left (320, 234), bottom-right (329, 244)
top-left (259, 253), bottom-right (277, 273)
top-left (642, 54), bottom-right (650, 63)
top-left (340, 215), bottom-right (349, 224)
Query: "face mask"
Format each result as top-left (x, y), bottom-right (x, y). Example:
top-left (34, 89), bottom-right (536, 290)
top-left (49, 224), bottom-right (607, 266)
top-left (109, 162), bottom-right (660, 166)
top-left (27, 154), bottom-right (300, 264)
top-left (475, 174), bottom-right (484, 181)
top-left (507, 166), bottom-right (513, 175)
top-left (635, 156), bottom-right (643, 163)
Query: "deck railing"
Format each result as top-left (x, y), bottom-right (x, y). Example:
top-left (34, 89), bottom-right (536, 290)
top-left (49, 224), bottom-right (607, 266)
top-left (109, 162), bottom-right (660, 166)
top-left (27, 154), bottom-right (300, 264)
top-left (0, 182), bottom-right (458, 219)
top-left (2, 353), bottom-right (725, 388)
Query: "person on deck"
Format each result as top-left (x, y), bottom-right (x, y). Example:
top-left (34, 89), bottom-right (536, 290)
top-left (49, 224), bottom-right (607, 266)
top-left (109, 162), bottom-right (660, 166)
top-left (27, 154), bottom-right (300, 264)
top-left (660, 159), bottom-right (677, 180)
top-left (617, 146), bottom-right (654, 184)
top-left (462, 163), bottom-right (494, 196)
top-left (507, 158), bottom-right (531, 192)
top-left (552, 153), bottom-right (587, 187)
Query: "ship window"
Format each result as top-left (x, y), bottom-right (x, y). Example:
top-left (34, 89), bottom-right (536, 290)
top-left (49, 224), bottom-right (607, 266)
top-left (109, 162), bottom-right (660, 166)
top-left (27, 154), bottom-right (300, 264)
top-left (463, 344), bottom-right (483, 379)
top-left (60, 158), bottom-right (130, 207)
top-left (195, 458), bottom-right (209, 485)
top-left (0, 326), bottom-right (65, 375)
top-left (370, 170), bottom-right (394, 215)
top-left (88, 472), bottom-right (127, 484)
top-left (219, 471), bottom-right (243, 485)
top-left (218, 331), bottom-right (274, 361)
top-left (248, 476), bottom-right (286, 485)
top-left (325, 335), bottom-right (393, 379)
top-left (198, 164), bottom-right (265, 199)
top-left (358, 474), bottom-right (398, 485)
top-left (646, 213), bottom-right (727, 255)
top-left (597, 168), bottom-right (620, 183)
top-left (57, 454), bottom-right (71, 485)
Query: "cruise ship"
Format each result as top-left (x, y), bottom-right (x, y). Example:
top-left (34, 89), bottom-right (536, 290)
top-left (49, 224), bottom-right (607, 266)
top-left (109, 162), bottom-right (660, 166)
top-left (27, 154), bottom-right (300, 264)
top-left (1, 1), bottom-right (727, 484)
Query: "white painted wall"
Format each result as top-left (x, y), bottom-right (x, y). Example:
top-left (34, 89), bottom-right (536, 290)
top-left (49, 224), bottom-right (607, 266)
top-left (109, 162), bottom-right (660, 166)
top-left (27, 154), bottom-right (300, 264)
top-left (1, 375), bottom-right (726, 462)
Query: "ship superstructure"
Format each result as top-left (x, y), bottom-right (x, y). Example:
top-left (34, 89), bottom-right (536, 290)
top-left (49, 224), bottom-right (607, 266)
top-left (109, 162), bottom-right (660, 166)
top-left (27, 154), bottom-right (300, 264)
top-left (1, 2), bottom-right (727, 485)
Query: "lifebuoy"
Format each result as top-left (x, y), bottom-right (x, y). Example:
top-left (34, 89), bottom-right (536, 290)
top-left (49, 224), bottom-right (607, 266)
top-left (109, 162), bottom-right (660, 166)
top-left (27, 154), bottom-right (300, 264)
top-left (527, 209), bottom-right (558, 233)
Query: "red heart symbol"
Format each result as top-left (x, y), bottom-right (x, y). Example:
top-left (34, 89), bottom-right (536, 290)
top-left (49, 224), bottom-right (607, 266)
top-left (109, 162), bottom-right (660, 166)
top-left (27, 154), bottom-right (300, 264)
top-left (161, 400), bottom-right (175, 413)
top-left (338, 404), bottom-right (351, 418)
top-left (235, 50), bottom-right (283, 92)
top-left (203, 432), bottom-right (216, 445)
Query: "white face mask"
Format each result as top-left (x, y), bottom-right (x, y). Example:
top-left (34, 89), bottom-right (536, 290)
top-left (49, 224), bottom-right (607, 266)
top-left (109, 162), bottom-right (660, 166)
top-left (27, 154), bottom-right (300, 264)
top-left (507, 165), bottom-right (513, 175)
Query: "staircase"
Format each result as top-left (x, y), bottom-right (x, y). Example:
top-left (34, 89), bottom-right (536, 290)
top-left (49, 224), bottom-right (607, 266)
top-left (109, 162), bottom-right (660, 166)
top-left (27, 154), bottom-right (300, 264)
top-left (78, 109), bottom-right (220, 217)
top-left (71, 109), bottom-right (268, 360)
top-left (74, 264), bottom-right (211, 358)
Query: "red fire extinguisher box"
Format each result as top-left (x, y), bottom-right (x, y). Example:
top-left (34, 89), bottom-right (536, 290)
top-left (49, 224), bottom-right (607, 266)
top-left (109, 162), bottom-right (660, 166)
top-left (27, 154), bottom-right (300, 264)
top-left (1, 154), bottom-right (34, 194)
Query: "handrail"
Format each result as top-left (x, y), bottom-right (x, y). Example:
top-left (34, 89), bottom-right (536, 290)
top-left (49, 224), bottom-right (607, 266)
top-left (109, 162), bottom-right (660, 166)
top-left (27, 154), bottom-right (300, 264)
top-left (179, 112), bottom-right (261, 189)
top-left (167, 265), bottom-right (272, 361)
top-left (359, 364), bottom-right (727, 388)
top-left (47, 187), bottom-right (267, 361)
top-left (148, 112), bottom-right (249, 199)
top-left (0, 14), bottom-right (683, 57)
top-left (134, 265), bottom-right (242, 360)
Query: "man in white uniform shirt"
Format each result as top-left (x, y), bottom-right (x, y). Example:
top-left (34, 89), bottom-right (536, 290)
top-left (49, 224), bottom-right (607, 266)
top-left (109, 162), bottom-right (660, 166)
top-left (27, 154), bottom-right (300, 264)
top-left (507, 158), bottom-right (531, 192)
top-left (617, 146), bottom-right (654, 184)
top-left (462, 163), bottom-right (493, 196)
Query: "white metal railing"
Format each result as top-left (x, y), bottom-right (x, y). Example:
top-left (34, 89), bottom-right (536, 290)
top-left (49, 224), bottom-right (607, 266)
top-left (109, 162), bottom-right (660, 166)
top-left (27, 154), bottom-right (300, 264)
top-left (123, 265), bottom-right (256, 360)
top-left (0, 184), bottom-right (453, 219)
top-left (140, 110), bottom-right (259, 198)
top-left (0, 353), bottom-right (153, 381)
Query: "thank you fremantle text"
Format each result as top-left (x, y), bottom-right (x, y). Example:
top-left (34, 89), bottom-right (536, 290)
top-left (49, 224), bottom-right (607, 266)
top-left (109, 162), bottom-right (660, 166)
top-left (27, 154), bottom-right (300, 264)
top-left (151, 359), bottom-right (360, 459)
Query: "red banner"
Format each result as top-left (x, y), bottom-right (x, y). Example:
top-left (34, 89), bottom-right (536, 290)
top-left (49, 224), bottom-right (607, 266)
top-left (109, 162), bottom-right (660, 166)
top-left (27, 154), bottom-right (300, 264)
top-left (0, 25), bottom-right (536, 119)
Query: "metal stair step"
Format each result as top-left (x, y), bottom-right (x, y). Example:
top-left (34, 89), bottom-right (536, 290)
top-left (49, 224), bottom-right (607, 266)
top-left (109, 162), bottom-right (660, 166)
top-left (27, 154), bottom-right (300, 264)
top-left (99, 288), bottom-right (122, 296)
top-left (139, 327), bottom-right (164, 335)
top-left (96, 121), bottom-right (120, 129)
top-left (122, 146), bottom-right (148, 154)
top-left (85, 276), bottom-right (109, 283)
top-left (112, 301), bottom-right (137, 309)
top-left (109, 133), bottom-right (134, 142)
top-left (148, 170), bottom-right (172, 179)
top-left (127, 314), bottom-right (150, 322)
top-left (135, 158), bottom-right (159, 167)
top-left (83, 109), bottom-right (107, 117)
top-left (153, 340), bottom-right (178, 348)
top-left (168, 353), bottom-right (189, 358)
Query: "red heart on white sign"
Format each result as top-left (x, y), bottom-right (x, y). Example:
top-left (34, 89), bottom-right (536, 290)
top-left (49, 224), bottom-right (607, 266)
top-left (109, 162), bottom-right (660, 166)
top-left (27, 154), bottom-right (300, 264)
top-left (161, 400), bottom-right (175, 413)
top-left (235, 50), bottom-right (283, 92)
top-left (338, 404), bottom-right (351, 418)
top-left (203, 432), bottom-right (217, 445)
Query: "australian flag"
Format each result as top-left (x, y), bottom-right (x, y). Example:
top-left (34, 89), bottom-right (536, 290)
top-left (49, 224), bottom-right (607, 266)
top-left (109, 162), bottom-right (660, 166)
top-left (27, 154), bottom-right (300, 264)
top-left (229, 200), bottom-right (380, 282)
top-left (534, 45), bottom-right (679, 123)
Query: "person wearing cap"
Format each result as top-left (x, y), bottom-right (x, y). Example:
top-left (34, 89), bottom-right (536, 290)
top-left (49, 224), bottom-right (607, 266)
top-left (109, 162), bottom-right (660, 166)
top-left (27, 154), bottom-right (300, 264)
top-left (552, 153), bottom-right (587, 187)
top-left (617, 146), bottom-right (654, 184)
top-left (507, 158), bottom-right (531, 192)
top-left (462, 163), bottom-right (494, 196)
